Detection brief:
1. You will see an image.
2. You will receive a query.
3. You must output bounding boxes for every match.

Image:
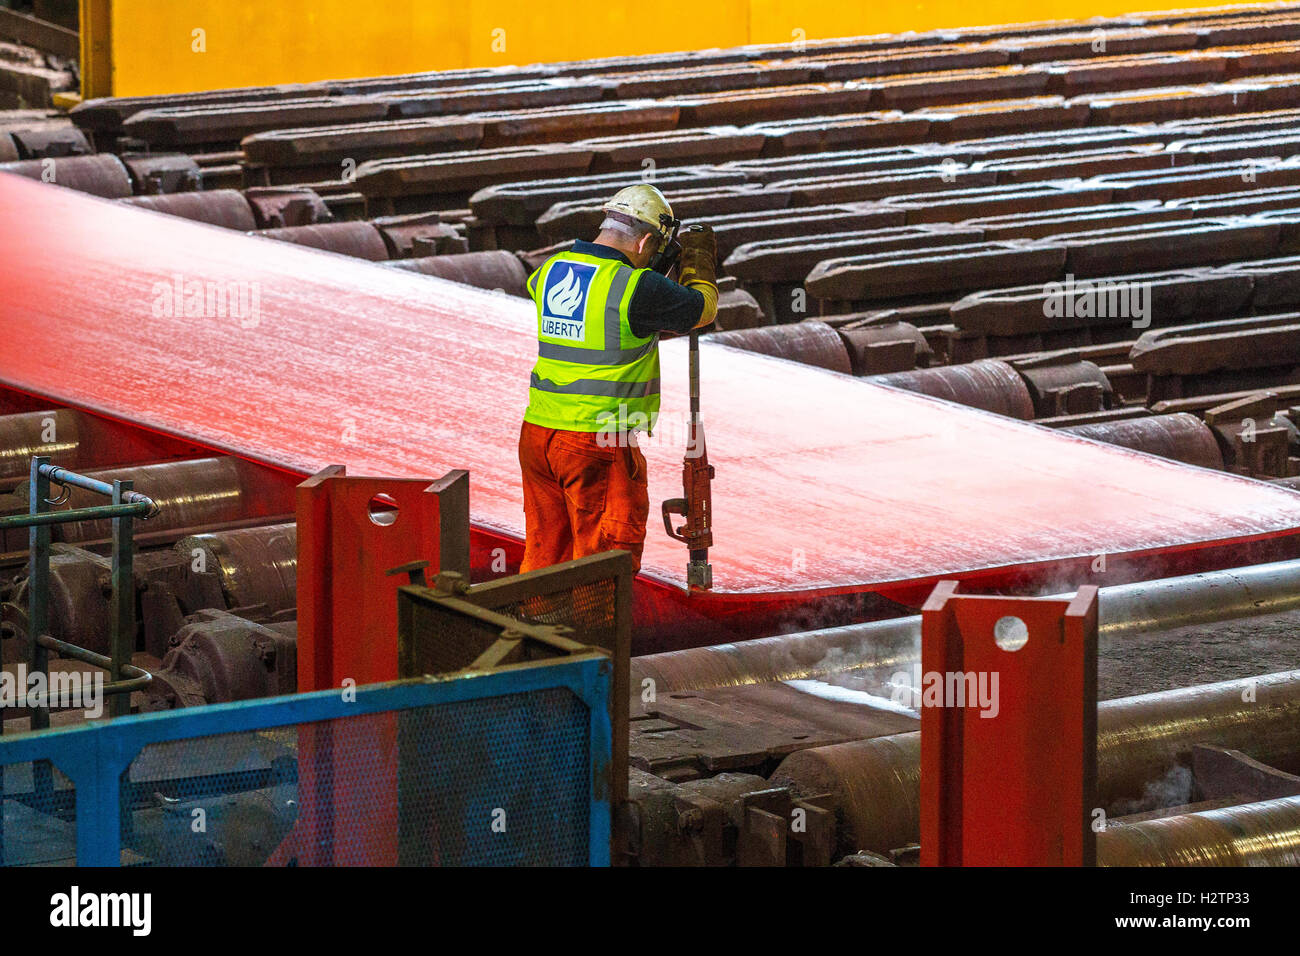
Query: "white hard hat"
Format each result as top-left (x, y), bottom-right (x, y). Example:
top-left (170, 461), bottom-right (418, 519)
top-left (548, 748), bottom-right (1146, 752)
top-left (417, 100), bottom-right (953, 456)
top-left (602, 183), bottom-right (675, 240)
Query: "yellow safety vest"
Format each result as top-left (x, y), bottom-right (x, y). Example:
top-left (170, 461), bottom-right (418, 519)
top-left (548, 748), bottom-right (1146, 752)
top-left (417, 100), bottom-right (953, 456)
top-left (524, 249), bottom-right (661, 433)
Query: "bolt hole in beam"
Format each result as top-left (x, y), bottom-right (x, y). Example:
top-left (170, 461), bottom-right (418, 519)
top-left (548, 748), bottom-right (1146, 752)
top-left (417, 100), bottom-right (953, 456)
top-left (368, 493), bottom-right (399, 527)
top-left (993, 615), bottom-right (1029, 652)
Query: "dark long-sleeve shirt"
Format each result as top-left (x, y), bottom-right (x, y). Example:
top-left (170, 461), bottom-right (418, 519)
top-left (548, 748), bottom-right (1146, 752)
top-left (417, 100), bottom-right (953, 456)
top-left (567, 240), bottom-right (706, 338)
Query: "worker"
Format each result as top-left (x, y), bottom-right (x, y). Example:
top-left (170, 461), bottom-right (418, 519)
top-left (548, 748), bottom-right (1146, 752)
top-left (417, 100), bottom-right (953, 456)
top-left (519, 183), bottom-right (718, 574)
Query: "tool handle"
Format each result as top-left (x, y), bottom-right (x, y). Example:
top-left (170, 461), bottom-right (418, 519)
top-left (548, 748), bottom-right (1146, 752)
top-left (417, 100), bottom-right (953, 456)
top-left (662, 497), bottom-right (688, 542)
top-left (689, 329), bottom-right (700, 423)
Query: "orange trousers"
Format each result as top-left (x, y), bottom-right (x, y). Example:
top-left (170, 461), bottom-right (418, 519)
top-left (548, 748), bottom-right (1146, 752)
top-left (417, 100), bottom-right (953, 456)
top-left (518, 421), bottom-right (649, 573)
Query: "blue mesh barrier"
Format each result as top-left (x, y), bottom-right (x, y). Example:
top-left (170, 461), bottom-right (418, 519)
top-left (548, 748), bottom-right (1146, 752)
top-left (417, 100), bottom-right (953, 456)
top-left (0, 759), bottom-right (75, 865)
top-left (0, 654), bottom-right (611, 866)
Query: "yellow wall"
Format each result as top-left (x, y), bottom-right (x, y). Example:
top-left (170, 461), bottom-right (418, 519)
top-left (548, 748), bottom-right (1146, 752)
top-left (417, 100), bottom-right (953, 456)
top-left (746, 0), bottom-right (1214, 43)
top-left (86, 0), bottom-right (1262, 98)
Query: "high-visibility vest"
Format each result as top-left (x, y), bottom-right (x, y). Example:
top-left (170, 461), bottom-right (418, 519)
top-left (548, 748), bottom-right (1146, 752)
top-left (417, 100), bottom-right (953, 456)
top-left (524, 249), bottom-right (661, 433)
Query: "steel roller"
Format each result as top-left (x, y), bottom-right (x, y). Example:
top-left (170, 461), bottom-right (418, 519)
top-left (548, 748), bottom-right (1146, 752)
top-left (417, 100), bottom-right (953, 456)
top-left (0, 154), bottom-right (132, 198)
top-left (865, 359), bottom-right (1036, 419)
top-left (384, 249), bottom-right (529, 297)
top-left (631, 557), bottom-right (1300, 694)
top-left (770, 669), bottom-right (1300, 857)
top-left (0, 408), bottom-right (80, 480)
top-left (121, 189), bottom-right (258, 230)
top-left (176, 523), bottom-right (297, 617)
top-left (1061, 413), bottom-right (1225, 470)
top-left (37, 457), bottom-right (248, 542)
top-left (1097, 794), bottom-right (1300, 866)
top-left (253, 221), bottom-right (390, 260)
top-left (706, 321), bottom-right (853, 374)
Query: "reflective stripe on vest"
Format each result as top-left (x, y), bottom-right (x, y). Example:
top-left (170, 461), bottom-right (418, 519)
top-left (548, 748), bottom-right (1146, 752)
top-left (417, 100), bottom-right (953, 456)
top-left (524, 249), bottom-right (660, 433)
top-left (529, 372), bottom-right (662, 398)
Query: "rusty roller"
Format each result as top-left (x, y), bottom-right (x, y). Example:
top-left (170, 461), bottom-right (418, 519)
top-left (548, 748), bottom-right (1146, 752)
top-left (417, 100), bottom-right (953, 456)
top-left (1011, 356), bottom-right (1114, 417)
top-left (121, 189), bottom-right (258, 230)
top-left (119, 152), bottom-right (203, 195)
top-left (1062, 413), bottom-right (1225, 470)
top-left (242, 186), bottom-right (332, 230)
top-left (252, 221), bottom-right (390, 261)
top-left (385, 250), bottom-right (530, 297)
top-left (371, 213), bottom-right (467, 258)
top-left (0, 154), bottom-right (133, 199)
top-left (770, 669), bottom-right (1300, 857)
top-left (145, 609), bottom-right (297, 710)
top-left (1097, 795), bottom-right (1300, 866)
top-left (35, 458), bottom-right (249, 542)
top-left (8, 127), bottom-right (92, 160)
top-left (176, 523), bottom-right (297, 618)
top-left (5, 548), bottom-right (112, 657)
top-left (0, 409), bottom-right (80, 480)
top-left (706, 321), bottom-right (852, 374)
top-left (864, 359), bottom-right (1036, 419)
top-left (716, 286), bottom-right (766, 331)
top-left (836, 321), bottom-right (932, 375)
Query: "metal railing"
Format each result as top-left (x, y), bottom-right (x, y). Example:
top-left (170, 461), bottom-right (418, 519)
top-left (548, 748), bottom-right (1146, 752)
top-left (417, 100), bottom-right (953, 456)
top-left (397, 550), bottom-right (633, 816)
top-left (0, 457), bottom-right (156, 730)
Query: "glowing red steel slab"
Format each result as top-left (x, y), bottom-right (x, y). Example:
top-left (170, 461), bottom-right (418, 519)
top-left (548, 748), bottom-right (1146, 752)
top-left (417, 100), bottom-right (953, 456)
top-left (6, 173), bottom-right (1300, 623)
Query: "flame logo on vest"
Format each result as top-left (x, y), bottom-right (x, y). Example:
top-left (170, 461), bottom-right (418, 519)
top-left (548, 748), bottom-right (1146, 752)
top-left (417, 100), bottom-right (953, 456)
top-left (545, 266), bottom-right (584, 318)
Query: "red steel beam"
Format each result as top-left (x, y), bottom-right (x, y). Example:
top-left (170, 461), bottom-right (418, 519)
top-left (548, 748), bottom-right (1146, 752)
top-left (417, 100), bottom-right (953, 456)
top-left (921, 583), bottom-right (1098, 867)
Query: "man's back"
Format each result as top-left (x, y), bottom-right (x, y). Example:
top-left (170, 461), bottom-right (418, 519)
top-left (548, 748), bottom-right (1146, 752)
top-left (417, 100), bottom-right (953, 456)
top-left (517, 185), bottom-right (717, 575)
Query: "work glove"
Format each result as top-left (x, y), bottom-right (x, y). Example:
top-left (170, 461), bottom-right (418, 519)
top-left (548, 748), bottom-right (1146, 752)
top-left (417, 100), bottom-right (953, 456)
top-left (678, 225), bottom-right (717, 288)
top-left (678, 225), bottom-right (718, 329)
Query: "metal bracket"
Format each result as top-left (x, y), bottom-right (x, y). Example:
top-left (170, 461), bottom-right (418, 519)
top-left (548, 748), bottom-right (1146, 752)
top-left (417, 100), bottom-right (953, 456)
top-left (920, 581), bottom-right (1098, 866)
